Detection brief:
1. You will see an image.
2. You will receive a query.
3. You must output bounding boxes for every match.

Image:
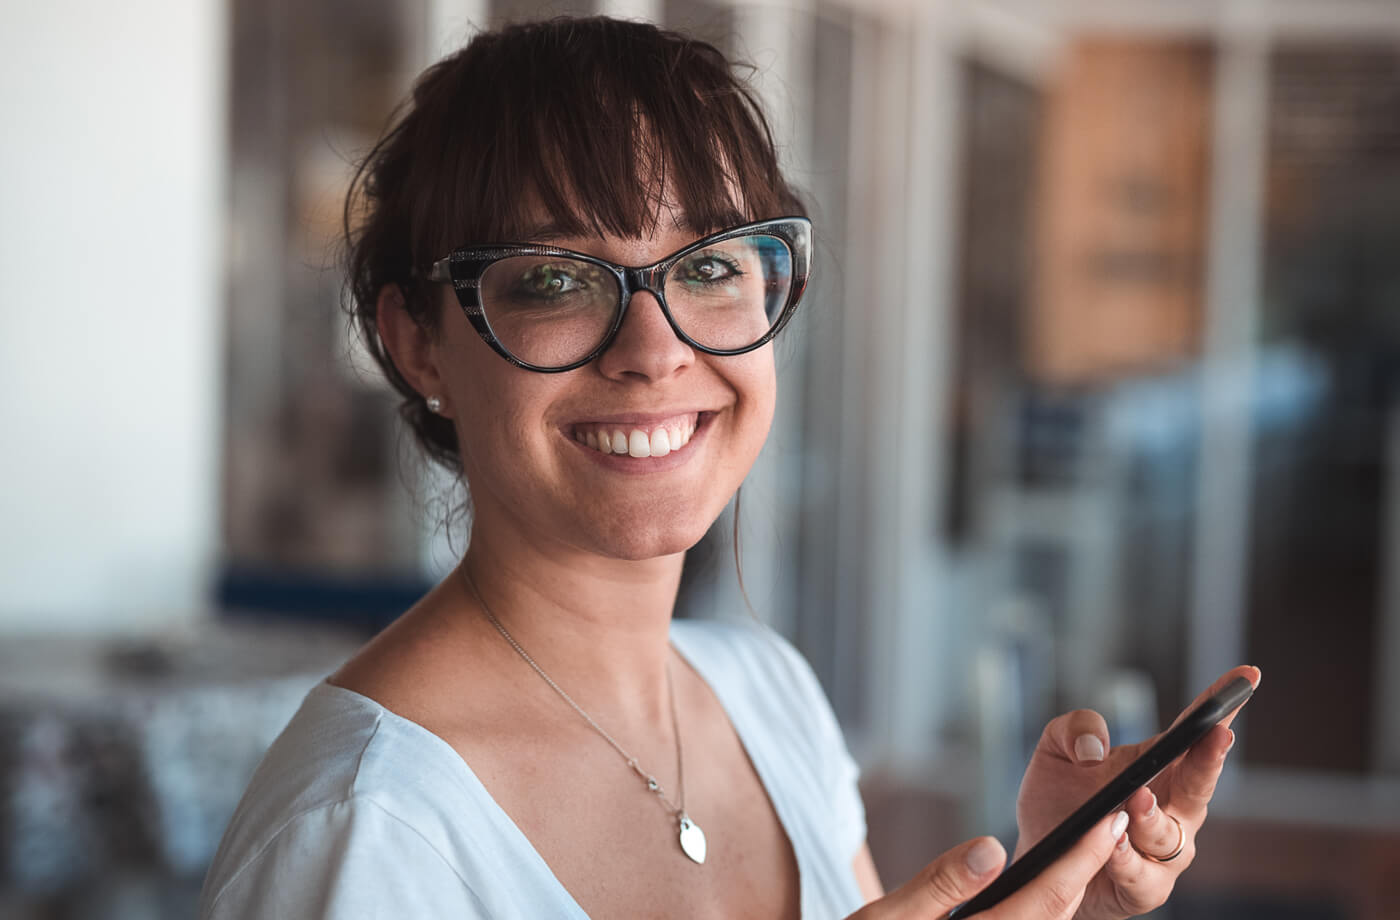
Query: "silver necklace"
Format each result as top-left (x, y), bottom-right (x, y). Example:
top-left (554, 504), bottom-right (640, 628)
top-left (462, 568), bottom-right (708, 865)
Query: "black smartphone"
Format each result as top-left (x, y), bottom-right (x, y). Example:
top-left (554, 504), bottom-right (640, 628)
top-left (946, 676), bottom-right (1255, 918)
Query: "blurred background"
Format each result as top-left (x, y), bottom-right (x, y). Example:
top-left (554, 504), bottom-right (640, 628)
top-left (2, 0), bottom-right (1399, 917)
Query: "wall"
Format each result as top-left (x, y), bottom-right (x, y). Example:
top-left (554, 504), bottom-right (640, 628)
top-left (0, 0), bottom-right (226, 633)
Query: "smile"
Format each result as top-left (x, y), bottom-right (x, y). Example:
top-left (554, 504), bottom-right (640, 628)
top-left (569, 412), bottom-right (703, 458)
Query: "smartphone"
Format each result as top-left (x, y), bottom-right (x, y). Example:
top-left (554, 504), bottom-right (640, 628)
top-left (946, 676), bottom-right (1255, 918)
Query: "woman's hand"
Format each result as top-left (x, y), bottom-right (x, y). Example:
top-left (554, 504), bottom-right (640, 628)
top-left (1014, 666), bottom-right (1261, 920)
top-left (845, 810), bottom-right (1129, 919)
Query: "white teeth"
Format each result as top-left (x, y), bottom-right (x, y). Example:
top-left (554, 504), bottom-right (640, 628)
top-left (575, 417), bottom-right (700, 457)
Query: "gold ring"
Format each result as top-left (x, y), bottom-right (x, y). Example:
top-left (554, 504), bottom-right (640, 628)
top-left (1141, 813), bottom-right (1186, 863)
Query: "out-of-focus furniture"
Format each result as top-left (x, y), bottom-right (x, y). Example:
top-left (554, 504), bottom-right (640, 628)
top-left (0, 620), bottom-right (364, 920)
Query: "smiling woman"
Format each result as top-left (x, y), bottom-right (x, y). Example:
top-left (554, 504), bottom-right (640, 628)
top-left (197, 15), bottom-right (1254, 920)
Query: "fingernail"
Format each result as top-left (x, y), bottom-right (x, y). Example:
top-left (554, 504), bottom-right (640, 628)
top-left (1075, 734), bottom-right (1106, 763)
top-left (1116, 833), bottom-right (1131, 853)
top-left (1111, 811), bottom-right (1130, 838)
top-left (966, 838), bottom-right (1003, 875)
top-left (1144, 791), bottom-right (1157, 818)
top-left (1225, 730), bottom-right (1236, 754)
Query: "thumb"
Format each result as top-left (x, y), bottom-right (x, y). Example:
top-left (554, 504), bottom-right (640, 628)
top-left (853, 837), bottom-right (1006, 919)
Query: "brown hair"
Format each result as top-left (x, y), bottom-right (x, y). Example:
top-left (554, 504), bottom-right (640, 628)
top-left (343, 15), bottom-right (806, 472)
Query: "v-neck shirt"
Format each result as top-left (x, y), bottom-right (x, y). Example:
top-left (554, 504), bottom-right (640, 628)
top-left (198, 618), bottom-right (868, 919)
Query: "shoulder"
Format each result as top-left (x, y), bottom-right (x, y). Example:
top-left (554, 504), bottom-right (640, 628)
top-left (671, 616), bottom-right (820, 684)
top-left (212, 682), bottom-right (457, 839)
top-left (201, 683), bottom-right (483, 917)
top-left (201, 794), bottom-right (485, 919)
top-left (670, 617), bottom-right (837, 739)
top-left (669, 616), bottom-right (812, 680)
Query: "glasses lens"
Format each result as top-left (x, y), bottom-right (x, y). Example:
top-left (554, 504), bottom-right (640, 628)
top-left (478, 256), bottom-right (619, 367)
top-left (662, 234), bottom-right (793, 351)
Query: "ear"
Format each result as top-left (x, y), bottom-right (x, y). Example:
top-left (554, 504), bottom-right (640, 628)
top-left (376, 284), bottom-right (452, 417)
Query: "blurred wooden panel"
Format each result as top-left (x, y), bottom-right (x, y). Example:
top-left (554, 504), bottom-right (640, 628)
top-left (1029, 40), bottom-right (1212, 386)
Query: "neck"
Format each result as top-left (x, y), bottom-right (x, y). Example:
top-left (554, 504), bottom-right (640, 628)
top-left (456, 510), bottom-right (687, 731)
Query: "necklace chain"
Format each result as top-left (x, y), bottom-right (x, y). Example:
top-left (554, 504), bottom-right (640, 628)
top-left (462, 568), bottom-right (686, 819)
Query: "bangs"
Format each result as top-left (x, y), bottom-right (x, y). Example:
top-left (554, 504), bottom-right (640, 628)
top-left (406, 17), bottom-right (802, 260)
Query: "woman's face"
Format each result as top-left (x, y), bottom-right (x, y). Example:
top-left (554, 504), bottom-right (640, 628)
top-left (432, 216), bottom-right (778, 562)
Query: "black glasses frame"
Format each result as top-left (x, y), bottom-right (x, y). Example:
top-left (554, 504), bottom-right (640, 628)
top-left (426, 216), bottom-right (812, 373)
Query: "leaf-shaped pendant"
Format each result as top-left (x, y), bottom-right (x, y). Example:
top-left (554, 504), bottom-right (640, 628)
top-left (678, 814), bottom-right (707, 864)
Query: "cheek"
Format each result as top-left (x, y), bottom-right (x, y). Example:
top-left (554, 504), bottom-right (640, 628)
top-left (728, 351), bottom-right (778, 462)
top-left (438, 347), bottom-right (556, 473)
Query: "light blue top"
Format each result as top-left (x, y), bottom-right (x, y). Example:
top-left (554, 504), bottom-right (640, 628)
top-left (199, 618), bottom-right (868, 919)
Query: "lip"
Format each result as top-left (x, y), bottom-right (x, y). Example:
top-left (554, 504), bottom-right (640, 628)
top-left (564, 411), bottom-right (717, 473)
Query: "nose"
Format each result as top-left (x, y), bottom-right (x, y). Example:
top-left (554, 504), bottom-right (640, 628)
top-left (593, 289), bottom-right (694, 382)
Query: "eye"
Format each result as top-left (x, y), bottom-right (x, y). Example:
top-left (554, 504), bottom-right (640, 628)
top-left (516, 262), bottom-right (588, 298)
top-left (676, 252), bottom-right (744, 284)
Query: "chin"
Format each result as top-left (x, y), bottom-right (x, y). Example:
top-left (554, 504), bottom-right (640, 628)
top-left (602, 529), bottom-right (709, 562)
top-left (584, 513), bottom-right (719, 562)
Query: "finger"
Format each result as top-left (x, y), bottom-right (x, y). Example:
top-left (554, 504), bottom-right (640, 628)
top-left (858, 836), bottom-right (1006, 919)
top-left (1038, 709), bottom-right (1111, 765)
top-left (1162, 723), bottom-right (1235, 822)
top-left (1098, 818), bottom-right (1171, 915)
top-left (997, 811), bottom-right (1128, 919)
top-left (1124, 786), bottom-right (1191, 864)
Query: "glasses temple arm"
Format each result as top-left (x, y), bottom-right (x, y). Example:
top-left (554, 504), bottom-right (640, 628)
top-left (427, 258), bottom-right (452, 283)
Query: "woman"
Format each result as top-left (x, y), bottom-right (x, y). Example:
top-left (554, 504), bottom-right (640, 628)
top-left (200, 16), bottom-right (1256, 919)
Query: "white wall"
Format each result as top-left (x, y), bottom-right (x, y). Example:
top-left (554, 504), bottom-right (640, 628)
top-left (0, 0), bottom-right (226, 633)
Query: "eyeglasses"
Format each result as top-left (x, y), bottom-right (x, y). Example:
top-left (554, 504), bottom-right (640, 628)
top-left (426, 217), bottom-right (811, 372)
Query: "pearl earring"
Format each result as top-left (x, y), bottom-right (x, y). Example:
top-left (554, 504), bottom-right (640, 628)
top-left (426, 395), bottom-right (444, 414)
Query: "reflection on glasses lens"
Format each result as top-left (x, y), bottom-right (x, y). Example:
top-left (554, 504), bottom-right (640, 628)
top-left (662, 235), bottom-right (792, 352)
top-left (476, 233), bottom-right (794, 368)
